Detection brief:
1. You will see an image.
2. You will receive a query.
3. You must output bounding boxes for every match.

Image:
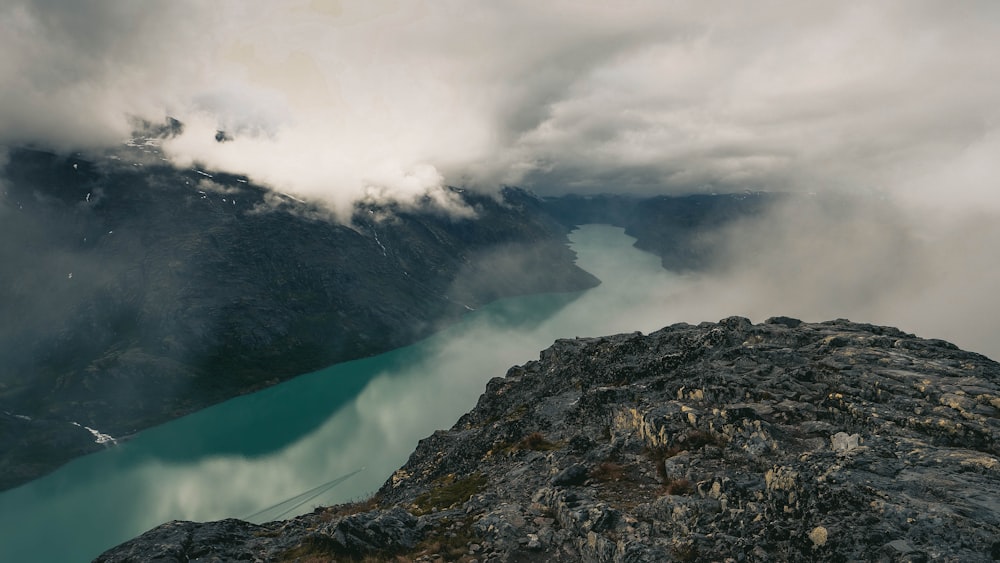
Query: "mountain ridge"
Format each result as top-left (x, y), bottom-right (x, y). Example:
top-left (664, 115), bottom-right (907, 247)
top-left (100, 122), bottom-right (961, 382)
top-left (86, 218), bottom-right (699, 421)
top-left (0, 147), bottom-right (597, 491)
top-left (0, 146), bottom-right (771, 491)
top-left (96, 316), bottom-right (1000, 562)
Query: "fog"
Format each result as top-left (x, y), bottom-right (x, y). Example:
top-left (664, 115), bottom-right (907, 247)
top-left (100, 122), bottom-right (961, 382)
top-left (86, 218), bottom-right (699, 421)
top-left (4, 2), bottom-right (997, 203)
top-left (3, 1), bottom-right (1000, 352)
top-left (0, 225), bottom-right (688, 562)
top-left (659, 196), bottom-right (1000, 357)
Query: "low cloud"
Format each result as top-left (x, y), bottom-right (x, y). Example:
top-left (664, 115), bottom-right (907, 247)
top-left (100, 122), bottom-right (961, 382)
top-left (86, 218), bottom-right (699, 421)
top-left (653, 194), bottom-right (1000, 357)
top-left (3, 1), bottom-right (999, 350)
top-left (2, 1), bottom-right (997, 217)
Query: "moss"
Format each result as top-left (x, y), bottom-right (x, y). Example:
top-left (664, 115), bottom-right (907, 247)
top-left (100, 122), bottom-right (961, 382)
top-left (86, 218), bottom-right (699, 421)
top-left (317, 495), bottom-right (381, 522)
top-left (671, 540), bottom-right (700, 562)
top-left (508, 404), bottom-right (529, 420)
top-left (492, 431), bottom-right (563, 455)
top-left (408, 516), bottom-right (481, 562)
top-left (663, 477), bottom-right (695, 496)
top-left (518, 431), bottom-right (561, 451)
top-left (278, 535), bottom-right (340, 562)
top-left (413, 473), bottom-right (488, 515)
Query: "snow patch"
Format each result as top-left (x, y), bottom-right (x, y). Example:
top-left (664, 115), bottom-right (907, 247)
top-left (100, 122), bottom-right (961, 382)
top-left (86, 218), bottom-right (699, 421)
top-left (71, 422), bottom-right (118, 445)
top-left (372, 228), bottom-right (388, 256)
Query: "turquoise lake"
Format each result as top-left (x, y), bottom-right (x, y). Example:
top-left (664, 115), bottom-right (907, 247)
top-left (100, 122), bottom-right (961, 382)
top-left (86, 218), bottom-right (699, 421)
top-left (0, 224), bottom-right (691, 562)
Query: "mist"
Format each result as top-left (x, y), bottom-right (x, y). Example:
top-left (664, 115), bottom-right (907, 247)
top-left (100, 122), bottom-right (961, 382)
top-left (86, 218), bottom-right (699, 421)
top-left (2, 2), bottom-right (996, 201)
top-left (0, 224), bottom-right (686, 561)
top-left (3, 1), bottom-right (1000, 351)
top-left (640, 195), bottom-right (1000, 358)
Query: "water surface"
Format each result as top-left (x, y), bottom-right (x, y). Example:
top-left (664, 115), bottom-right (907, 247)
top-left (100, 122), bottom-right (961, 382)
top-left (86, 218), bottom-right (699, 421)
top-left (0, 224), bottom-right (689, 562)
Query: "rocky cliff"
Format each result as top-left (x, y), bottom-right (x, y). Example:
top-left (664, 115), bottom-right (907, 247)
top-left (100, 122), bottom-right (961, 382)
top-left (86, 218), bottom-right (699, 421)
top-left (97, 317), bottom-right (1000, 562)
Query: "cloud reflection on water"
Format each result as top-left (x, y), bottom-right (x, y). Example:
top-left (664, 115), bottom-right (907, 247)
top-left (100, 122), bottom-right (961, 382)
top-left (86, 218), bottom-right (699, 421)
top-left (0, 224), bottom-right (691, 562)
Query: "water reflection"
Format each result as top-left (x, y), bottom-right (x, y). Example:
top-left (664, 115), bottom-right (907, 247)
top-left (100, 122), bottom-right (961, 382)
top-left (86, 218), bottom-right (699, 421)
top-left (0, 225), bottom-right (689, 562)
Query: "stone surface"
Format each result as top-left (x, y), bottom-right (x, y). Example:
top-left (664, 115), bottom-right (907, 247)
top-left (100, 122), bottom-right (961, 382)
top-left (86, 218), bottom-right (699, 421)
top-left (98, 317), bottom-right (1000, 562)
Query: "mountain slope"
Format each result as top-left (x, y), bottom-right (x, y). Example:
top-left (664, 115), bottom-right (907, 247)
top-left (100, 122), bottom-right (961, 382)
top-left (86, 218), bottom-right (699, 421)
top-left (97, 317), bottom-right (1000, 562)
top-left (0, 147), bottom-right (597, 491)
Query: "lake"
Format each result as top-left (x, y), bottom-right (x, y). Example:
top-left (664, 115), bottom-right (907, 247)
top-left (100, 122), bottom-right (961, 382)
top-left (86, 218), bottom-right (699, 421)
top-left (0, 224), bottom-right (690, 562)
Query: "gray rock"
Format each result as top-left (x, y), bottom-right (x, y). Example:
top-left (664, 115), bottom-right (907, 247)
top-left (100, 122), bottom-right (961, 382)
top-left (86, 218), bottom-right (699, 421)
top-left (551, 463), bottom-right (589, 487)
top-left (97, 318), bottom-right (1000, 562)
top-left (830, 431), bottom-right (861, 452)
top-left (329, 506), bottom-right (420, 552)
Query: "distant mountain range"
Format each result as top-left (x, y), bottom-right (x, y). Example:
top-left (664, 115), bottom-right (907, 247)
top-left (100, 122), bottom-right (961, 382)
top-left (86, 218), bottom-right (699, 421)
top-left (0, 143), bottom-right (772, 491)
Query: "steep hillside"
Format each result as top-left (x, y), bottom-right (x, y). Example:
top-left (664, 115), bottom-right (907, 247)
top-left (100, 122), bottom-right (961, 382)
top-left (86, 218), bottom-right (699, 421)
top-left (0, 146), bottom-right (596, 491)
top-left (98, 317), bottom-right (1000, 562)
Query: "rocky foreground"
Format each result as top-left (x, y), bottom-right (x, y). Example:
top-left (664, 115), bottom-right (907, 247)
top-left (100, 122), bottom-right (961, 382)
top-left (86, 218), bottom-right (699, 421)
top-left (97, 317), bottom-right (1000, 562)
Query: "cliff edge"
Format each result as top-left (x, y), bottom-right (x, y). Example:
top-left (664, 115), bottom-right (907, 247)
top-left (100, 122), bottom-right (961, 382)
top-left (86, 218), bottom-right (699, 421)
top-left (97, 317), bottom-right (1000, 562)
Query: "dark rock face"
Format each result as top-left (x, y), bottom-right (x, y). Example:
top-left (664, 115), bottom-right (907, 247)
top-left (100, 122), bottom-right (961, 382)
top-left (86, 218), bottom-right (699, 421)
top-left (98, 317), bottom-right (1000, 562)
top-left (0, 147), bottom-right (597, 491)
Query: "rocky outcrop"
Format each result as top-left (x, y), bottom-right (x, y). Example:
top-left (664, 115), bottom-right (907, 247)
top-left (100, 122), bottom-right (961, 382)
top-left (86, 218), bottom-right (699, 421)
top-left (97, 317), bottom-right (1000, 562)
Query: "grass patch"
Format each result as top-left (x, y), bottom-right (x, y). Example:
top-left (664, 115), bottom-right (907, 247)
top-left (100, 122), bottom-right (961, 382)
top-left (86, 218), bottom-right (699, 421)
top-left (663, 477), bottom-right (695, 496)
top-left (408, 516), bottom-right (481, 562)
top-left (279, 512), bottom-right (480, 562)
top-left (679, 429), bottom-right (726, 450)
top-left (517, 431), bottom-right (561, 451)
top-left (671, 541), bottom-right (700, 562)
top-left (508, 404), bottom-right (529, 420)
top-left (413, 473), bottom-right (488, 515)
top-left (492, 431), bottom-right (563, 455)
top-left (316, 495), bottom-right (381, 522)
top-left (589, 461), bottom-right (627, 482)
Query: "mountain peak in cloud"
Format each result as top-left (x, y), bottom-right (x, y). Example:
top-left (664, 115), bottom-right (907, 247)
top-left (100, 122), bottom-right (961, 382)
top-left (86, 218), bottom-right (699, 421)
top-left (2, 1), bottom-right (999, 219)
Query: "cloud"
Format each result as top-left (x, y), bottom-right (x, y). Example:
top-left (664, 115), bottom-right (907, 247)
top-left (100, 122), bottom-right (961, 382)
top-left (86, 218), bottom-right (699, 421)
top-left (0, 1), bottom-right (205, 149)
top-left (2, 1), bottom-right (993, 214)
top-left (3, 1), bottom-right (1000, 350)
top-left (645, 194), bottom-right (1000, 358)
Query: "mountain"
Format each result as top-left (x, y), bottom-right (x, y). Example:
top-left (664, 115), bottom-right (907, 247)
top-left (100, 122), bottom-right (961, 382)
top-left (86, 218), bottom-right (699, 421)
top-left (96, 317), bottom-right (1000, 562)
top-left (0, 146), bottom-right (598, 491)
top-left (0, 143), bottom-right (777, 492)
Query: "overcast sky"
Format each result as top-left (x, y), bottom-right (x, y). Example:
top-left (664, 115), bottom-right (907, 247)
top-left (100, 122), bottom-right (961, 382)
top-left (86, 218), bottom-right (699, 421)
top-left (3, 1), bottom-right (1000, 353)
top-left (2, 1), bottom-right (997, 211)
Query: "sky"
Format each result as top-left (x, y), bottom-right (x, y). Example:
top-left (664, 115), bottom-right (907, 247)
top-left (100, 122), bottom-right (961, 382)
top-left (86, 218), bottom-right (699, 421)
top-left (2, 0), bottom-right (1000, 353)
